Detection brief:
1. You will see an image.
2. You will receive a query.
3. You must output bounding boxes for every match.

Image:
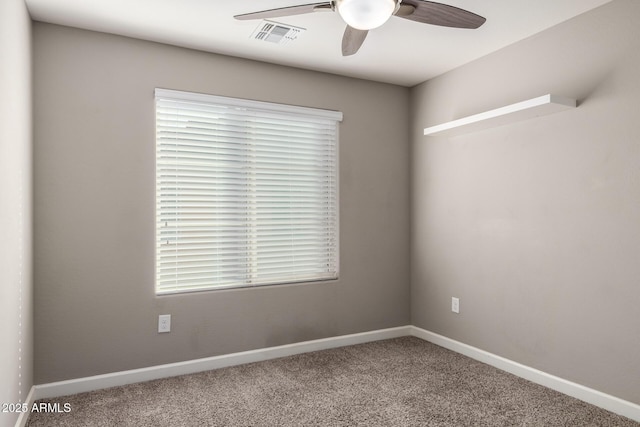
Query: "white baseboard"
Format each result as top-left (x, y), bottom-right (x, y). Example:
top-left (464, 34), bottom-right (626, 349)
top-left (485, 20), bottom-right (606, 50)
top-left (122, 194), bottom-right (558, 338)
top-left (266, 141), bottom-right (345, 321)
top-left (409, 326), bottom-right (640, 423)
top-left (29, 325), bottom-right (639, 424)
top-left (32, 326), bottom-right (411, 401)
top-left (14, 386), bottom-right (36, 427)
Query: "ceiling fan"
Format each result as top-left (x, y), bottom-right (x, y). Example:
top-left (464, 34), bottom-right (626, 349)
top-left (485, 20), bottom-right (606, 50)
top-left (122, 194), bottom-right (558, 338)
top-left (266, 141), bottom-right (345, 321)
top-left (235, 0), bottom-right (486, 56)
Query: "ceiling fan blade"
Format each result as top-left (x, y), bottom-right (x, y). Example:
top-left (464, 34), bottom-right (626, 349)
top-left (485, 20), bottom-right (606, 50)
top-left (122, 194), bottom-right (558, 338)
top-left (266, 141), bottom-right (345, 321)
top-left (234, 2), bottom-right (333, 21)
top-left (342, 26), bottom-right (369, 56)
top-left (398, 0), bottom-right (486, 29)
top-left (395, 4), bottom-right (416, 17)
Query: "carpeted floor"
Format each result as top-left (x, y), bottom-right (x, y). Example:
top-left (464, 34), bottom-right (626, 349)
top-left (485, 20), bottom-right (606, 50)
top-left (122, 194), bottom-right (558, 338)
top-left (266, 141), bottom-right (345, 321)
top-left (27, 337), bottom-right (638, 426)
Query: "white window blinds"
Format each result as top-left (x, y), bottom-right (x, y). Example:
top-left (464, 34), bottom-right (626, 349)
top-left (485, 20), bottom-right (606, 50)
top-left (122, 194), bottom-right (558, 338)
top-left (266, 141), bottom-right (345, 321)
top-left (155, 89), bottom-right (341, 294)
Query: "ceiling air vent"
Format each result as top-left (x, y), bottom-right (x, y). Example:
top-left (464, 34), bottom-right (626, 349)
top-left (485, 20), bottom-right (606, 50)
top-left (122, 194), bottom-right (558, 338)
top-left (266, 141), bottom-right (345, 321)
top-left (251, 20), bottom-right (305, 45)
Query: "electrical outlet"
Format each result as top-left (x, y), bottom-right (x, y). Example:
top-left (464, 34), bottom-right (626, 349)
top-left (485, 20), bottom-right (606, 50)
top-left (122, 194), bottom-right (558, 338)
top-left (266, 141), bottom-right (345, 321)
top-left (158, 314), bottom-right (171, 333)
top-left (451, 297), bottom-right (460, 314)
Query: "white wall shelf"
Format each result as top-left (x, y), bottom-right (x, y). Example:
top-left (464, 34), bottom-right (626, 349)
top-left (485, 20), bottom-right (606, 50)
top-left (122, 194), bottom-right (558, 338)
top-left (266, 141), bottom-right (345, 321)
top-left (423, 94), bottom-right (576, 137)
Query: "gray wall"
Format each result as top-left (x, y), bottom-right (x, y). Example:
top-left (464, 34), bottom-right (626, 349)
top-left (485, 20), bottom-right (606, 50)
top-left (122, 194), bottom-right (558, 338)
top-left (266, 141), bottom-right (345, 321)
top-left (33, 23), bottom-right (411, 383)
top-left (410, 0), bottom-right (640, 405)
top-left (0, 0), bottom-right (33, 426)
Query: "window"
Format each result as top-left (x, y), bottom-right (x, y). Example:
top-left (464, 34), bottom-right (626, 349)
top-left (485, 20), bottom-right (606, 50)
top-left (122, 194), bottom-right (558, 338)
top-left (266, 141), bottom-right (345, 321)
top-left (155, 89), bottom-right (341, 294)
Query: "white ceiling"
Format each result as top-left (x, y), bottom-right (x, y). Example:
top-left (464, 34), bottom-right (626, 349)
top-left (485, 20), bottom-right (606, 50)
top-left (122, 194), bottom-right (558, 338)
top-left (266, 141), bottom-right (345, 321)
top-left (26, 0), bottom-right (612, 87)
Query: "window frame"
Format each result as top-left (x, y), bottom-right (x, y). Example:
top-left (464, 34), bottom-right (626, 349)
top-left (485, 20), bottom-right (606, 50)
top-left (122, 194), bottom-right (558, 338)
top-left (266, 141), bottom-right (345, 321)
top-left (154, 88), bottom-right (342, 295)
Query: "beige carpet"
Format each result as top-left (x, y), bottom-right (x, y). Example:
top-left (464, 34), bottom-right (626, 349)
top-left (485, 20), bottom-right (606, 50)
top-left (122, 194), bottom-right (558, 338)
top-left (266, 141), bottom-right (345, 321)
top-left (27, 337), bottom-right (638, 426)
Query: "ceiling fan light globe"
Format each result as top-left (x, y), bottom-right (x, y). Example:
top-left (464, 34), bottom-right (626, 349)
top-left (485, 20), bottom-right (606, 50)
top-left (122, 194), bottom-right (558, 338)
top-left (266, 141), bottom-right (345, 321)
top-left (337, 0), bottom-right (396, 30)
